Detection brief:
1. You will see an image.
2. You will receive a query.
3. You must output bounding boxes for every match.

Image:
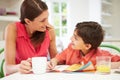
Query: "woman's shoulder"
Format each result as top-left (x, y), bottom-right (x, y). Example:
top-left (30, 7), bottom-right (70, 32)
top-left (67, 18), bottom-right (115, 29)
top-left (5, 22), bottom-right (17, 41)
top-left (5, 22), bottom-right (17, 33)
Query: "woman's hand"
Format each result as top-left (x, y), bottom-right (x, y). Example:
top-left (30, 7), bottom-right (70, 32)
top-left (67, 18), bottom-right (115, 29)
top-left (46, 23), bottom-right (54, 31)
top-left (47, 58), bottom-right (58, 70)
top-left (19, 58), bottom-right (32, 74)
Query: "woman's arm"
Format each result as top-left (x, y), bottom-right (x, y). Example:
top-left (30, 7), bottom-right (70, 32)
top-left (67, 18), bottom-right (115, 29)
top-left (4, 23), bottom-right (32, 75)
top-left (4, 23), bottom-right (19, 75)
top-left (47, 24), bottom-right (57, 59)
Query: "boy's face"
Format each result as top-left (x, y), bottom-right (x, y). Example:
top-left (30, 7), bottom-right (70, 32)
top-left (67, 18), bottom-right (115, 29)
top-left (70, 31), bottom-right (90, 51)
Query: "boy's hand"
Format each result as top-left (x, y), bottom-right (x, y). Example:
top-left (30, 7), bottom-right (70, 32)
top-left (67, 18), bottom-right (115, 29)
top-left (47, 61), bottom-right (54, 70)
top-left (47, 58), bottom-right (58, 70)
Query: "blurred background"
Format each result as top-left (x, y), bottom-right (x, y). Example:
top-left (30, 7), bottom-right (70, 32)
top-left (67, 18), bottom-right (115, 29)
top-left (0, 0), bottom-right (120, 52)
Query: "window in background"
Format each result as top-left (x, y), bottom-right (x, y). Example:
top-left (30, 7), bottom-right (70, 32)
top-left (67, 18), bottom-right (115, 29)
top-left (45, 0), bottom-right (68, 38)
top-left (45, 0), bottom-right (68, 52)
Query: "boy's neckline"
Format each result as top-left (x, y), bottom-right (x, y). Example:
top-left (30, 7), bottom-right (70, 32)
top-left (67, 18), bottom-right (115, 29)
top-left (79, 50), bottom-right (85, 56)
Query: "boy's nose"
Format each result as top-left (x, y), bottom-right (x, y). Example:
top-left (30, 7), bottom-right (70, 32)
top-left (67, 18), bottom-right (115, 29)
top-left (70, 36), bottom-right (74, 41)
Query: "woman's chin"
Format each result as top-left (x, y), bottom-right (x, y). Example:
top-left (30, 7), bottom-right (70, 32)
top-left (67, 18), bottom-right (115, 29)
top-left (39, 29), bottom-right (46, 32)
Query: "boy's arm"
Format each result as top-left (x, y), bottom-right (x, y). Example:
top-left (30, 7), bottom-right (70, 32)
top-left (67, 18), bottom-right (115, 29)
top-left (111, 62), bottom-right (120, 69)
top-left (55, 46), bottom-right (70, 64)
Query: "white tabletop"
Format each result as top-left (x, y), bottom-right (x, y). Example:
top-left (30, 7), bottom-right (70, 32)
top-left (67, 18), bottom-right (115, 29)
top-left (0, 69), bottom-right (120, 80)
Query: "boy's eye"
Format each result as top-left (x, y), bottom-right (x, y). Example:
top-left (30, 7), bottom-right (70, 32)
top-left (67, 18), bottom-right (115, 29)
top-left (73, 36), bottom-right (77, 40)
top-left (75, 37), bottom-right (78, 40)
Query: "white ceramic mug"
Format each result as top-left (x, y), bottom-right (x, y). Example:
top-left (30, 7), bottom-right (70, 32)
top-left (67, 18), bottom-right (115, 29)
top-left (32, 57), bottom-right (47, 74)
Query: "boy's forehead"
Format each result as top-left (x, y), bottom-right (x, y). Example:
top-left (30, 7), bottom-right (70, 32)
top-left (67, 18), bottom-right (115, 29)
top-left (73, 31), bottom-right (78, 37)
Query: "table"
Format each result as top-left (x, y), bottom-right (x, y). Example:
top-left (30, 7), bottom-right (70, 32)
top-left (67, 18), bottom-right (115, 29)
top-left (0, 69), bottom-right (120, 80)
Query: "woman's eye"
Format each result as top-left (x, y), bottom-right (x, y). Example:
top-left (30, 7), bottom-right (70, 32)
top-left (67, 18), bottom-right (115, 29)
top-left (40, 18), bottom-right (47, 22)
top-left (40, 20), bottom-right (45, 22)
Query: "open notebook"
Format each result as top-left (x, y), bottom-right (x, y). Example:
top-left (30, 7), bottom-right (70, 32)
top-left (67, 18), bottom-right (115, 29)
top-left (48, 61), bottom-right (96, 72)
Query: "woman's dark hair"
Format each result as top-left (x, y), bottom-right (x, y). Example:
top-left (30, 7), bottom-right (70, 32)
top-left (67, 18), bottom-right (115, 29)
top-left (20, 0), bottom-right (48, 45)
top-left (75, 21), bottom-right (105, 50)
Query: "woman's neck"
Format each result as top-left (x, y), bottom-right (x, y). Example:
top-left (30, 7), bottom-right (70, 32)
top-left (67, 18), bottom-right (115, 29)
top-left (25, 24), bottom-right (33, 37)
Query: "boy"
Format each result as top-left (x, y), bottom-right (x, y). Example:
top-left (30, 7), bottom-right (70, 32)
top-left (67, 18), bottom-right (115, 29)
top-left (48, 21), bottom-right (120, 69)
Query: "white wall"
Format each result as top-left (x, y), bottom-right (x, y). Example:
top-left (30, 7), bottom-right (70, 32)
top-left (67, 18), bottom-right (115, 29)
top-left (64, 0), bottom-right (90, 48)
top-left (62, 0), bottom-right (101, 48)
top-left (111, 0), bottom-right (120, 39)
top-left (68, 0), bottom-right (89, 34)
top-left (67, 0), bottom-right (101, 35)
top-left (66, 0), bottom-right (120, 44)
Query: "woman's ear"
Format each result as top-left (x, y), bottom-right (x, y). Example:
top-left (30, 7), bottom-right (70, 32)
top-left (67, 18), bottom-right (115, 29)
top-left (24, 18), bottom-right (31, 24)
top-left (85, 43), bottom-right (91, 50)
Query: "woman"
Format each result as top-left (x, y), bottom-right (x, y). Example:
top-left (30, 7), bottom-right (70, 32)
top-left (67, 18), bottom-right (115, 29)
top-left (4, 0), bottom-right (57, 75)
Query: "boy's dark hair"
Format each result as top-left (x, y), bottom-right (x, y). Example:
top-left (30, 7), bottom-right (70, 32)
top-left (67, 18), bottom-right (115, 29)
top-left (75, 21), bottom-right (105, 50)
top-left (20, 0), bottom-right (48, 45)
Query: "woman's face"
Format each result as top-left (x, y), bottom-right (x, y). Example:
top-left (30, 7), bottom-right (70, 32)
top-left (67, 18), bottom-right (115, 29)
top-left (27, 10), bottom-right (49, 32)
top-left (70, 30), bottom-right (86, 50)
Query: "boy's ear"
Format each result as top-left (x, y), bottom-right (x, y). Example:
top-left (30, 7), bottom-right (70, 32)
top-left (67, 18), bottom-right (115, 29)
top-left (24, 18), bottom-right (31, 24)
top-left (85, 44), bottom-right (91, 50)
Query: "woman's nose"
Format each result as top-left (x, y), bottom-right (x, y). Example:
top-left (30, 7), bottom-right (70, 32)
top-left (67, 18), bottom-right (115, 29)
top-left (44, 21), bottom-right (48, 26)
top-left (44, 19), bottom-right (48, 24)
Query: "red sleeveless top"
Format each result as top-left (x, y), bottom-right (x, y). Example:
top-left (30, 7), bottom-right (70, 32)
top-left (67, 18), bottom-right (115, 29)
top-left (15, 22), bottom-right (50, 64)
